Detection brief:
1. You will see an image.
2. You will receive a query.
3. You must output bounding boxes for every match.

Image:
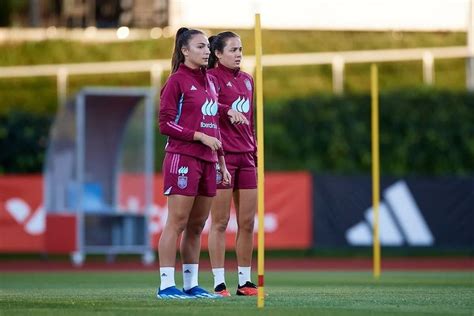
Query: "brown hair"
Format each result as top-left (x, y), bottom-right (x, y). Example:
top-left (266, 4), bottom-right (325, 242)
top-left (208, 31), bottom-right (240, 69)
top-left (171, 27), bottom-right (205, 73)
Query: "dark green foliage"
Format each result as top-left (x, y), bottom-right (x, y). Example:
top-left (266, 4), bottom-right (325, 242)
top-left (0, 0), bottom-right (11, 26)
top-left (264, 89), bottom-right (474, 176)
top-left (0, 111), bottom-right (52, 173)
top-left (1, 89), bottom-right (473, 176)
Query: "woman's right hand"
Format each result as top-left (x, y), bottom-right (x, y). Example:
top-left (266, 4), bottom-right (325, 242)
top-left (227, 109), bottom-right (249, 125)
top-left (194, 132), bottom-right (222, 151)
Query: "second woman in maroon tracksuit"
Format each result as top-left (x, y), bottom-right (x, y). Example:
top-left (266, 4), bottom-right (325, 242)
top-left (156, 27), bottom-right (231, 299)
top-left (207, 31), bottom-right (258, 297)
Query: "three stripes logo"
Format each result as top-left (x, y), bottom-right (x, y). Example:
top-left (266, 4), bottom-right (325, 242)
top-left (231, 97), bottom-right (250, 113)
top-left (201, 99), bottom-right (218, 116)
top-left (346, 180), bottom-right (434, 246)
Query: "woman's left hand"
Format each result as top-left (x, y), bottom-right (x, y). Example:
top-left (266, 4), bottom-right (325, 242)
top-left (221, 167), bottom-right (231, 186)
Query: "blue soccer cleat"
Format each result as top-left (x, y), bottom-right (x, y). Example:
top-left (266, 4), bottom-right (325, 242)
top-left (183, 286), bottom-right (223, 299)
top-left (156, 286), bottom-right (195, 299)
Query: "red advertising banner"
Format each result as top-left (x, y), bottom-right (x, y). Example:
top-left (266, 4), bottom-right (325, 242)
top-left (149, 172), bottom-right (313, 249)
top-left (0, 172), bottom-right (312, 253)
top-left (0, 175), bottom-right (44, 252)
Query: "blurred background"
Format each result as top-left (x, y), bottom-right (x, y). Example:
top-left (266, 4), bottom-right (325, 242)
top-left (0, 0), bottom-right (472, 266)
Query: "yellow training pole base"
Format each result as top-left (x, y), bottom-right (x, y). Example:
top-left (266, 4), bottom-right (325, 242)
top-left (258, 286), bottom-right (264, 308)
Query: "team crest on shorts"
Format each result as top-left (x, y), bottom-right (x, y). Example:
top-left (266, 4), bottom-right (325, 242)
top-left (177, 166), bottom-right (189, 189)
top-left (244, 79), bottom-right (252, 91)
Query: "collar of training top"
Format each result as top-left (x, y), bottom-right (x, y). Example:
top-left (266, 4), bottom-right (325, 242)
top-left (179, 63), bottom-right (207, 76)
top-left (217, 62), bottom-right (241, 76)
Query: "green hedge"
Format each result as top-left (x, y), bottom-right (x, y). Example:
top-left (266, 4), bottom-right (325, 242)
top-left (264, 89), bottom-right (474, 176)
top-left (0, 58), bottom-right (468, 116)
top-left (1, 89), bottom-right (473, 176)
top-left (0, 111), bottom-right (51, 173)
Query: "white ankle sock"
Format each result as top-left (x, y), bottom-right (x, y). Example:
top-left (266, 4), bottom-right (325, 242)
top-left (212, 268), bottom-right (226, 288)
top-left (238, 266), bottom-right (251, 286)
top-left (182, 264), bottom-right (199, 291)
top-left (159, 267), bottom-right (175, 290)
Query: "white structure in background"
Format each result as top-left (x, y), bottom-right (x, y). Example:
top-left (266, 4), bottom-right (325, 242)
top-left (0, 0), bottom-right (472, 92)
top-left (169, 0), bottom-right (471, 31)
top-left (467, 0), bottom-right (474, 90)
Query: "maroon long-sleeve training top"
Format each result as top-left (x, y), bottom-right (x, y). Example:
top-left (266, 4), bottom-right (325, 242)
top-left (159, 64), bottom-right (222, 163)
top-left (208, 63), bottom-right (256, 154)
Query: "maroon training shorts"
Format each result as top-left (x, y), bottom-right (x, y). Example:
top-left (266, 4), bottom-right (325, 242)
top-left (217, 152), bottom-right (257, 190)
top-left (163, 152), bottom-right (217, 197)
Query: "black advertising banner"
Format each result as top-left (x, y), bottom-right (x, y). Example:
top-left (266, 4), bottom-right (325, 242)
top-left (313, 175), bottom-right (474, 249)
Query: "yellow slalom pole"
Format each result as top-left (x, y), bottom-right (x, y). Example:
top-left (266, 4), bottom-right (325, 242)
top-left (371, 64), bottom-right (381, 279)
top-left (254, 13), bottom-right (265, 308)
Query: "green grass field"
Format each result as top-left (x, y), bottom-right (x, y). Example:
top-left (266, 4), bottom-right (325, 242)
top-left (1, 271), bottom-right (472, 315)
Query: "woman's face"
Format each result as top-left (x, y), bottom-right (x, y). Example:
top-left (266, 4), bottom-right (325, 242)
top-left (216, 37), bottom-right (242, 69)
top-left (182, 34), bottom-right (210, 69)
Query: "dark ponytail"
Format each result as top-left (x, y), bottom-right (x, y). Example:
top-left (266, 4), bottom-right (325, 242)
top-left (208, 31), bottom-right (240, 69)
top-left (171, 27), bottom-right (205, 73)
top-left (208, 35), bottom-right (218, 69)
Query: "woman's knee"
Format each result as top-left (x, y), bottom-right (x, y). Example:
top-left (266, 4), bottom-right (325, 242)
top-left (211, 213), bottom-right (230, 233)
top-left (238, 216), bottom-right (255, 234)
top-left (166, 215), bottom-right (189, 234)
top-left (186, 218), bottom-right (207, 236)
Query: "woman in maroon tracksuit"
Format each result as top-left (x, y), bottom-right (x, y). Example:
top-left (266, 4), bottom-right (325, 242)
top-left (207, 31), bottom-right (258, 297)
top-left (156, 27), bottom-right (234, 299)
